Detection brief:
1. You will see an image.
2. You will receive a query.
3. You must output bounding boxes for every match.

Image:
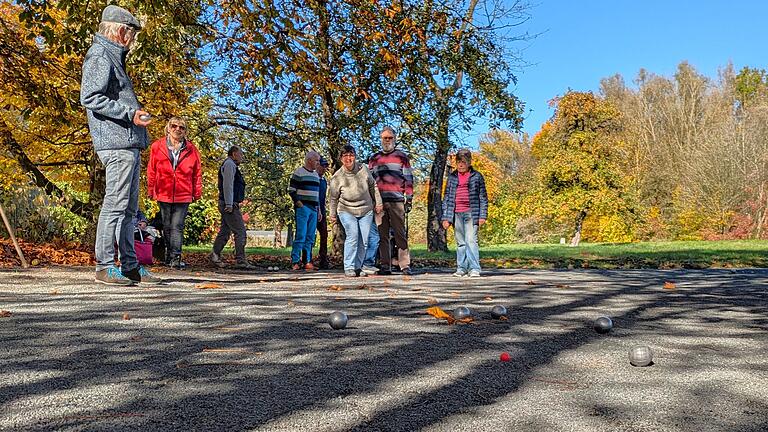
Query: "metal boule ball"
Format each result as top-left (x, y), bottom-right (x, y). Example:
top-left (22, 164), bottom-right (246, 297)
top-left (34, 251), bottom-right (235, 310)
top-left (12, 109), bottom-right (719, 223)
top-left (629, 345), bottom-right (653, 367)
top-left (453, 306), bottom-right (472, 320)
top-left (328, 311), bottom-right (348, 330)
top-left (593, 316), bottom-right (613, 334)
top-left (490, 305), bottom-right (507, 319)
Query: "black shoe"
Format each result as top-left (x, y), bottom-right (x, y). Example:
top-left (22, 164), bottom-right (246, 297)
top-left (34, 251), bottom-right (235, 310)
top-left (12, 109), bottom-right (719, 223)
top-left (401, 267), bottom-right (413, 276)
top-left (378, 269), bottom-right (392, 276)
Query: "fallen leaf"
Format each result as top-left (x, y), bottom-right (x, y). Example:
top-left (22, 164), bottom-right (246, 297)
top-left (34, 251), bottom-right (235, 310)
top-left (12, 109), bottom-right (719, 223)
top-left (555, 284), bottom-right (570, 289)
top-left (50, 289), bottom-right (60, 295)
top-left (0, 310), bottom-right (12, 318)
top-left (426, 297), bottom-right (438, 304)
top-left (484, 296), bottom-right (493, 301)
top-left (356, 284), bottom-right (368, 290)
top-left (195, 282), bottom-right (224, 290)
top-left (663, 281), bottom-right (676, 290)
top-left (327, 285), bottom-right (343, 291)
top-left (402, 276), bottom-right (412, 282)
top-left (129, 336), bottom-right (144, 342)
top-left (450, 292), bottom-right (459, 298)
top-left (286, 301), bottom-right (295, 307)
top-left (122, 313), bottom-right (131, 320)
top-left (426, 306), bottom-right (456, 324)
top-left (526, 280), bottom-right (536, 285)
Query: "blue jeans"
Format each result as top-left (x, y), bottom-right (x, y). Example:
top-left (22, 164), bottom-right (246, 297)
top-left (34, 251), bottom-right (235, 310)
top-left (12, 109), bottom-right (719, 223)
top-left (362, 218), bottom-right (379, 267)
top-left (291, 205), bottom-right (318, 264)
top-left (95, 149), bottom-right (141, 272)
top-left (338, 211), bottom-right (373, 271)
top-left (454, 212), bottom-right (480, 272)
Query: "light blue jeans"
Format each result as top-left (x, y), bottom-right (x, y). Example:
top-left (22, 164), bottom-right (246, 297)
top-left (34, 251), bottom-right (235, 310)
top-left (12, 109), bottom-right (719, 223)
top-left (454, 211), bottom-right (480, 272)
top-left (291, 204), bottom-right (318, 264)
top-left (338, 211), bottom-right (373, 271)
top-left (95, 149), bottom-right (141, 272)
top-left (362, 218), bottom-right (379, 267)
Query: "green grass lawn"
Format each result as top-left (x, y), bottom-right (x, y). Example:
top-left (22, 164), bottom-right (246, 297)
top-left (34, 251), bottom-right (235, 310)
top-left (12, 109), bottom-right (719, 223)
top-left (185, 240), bottom-right (768, 269)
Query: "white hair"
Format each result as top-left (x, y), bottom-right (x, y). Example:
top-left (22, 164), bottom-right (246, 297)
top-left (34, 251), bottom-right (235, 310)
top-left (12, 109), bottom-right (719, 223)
top-left (305, 150), bottom-right (320, 162)
top-left (98, 21), bottom-right (136, 47)
top-left (381, 126), bottom-right (397, 136)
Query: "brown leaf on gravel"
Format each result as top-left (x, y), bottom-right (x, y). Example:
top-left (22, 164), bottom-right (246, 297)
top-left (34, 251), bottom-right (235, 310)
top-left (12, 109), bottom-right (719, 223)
top-left (129, 336), bottom-right (144, 342)
top-left (327, 285), bottom-right (343, 291)
top-left (0, 310), bottom-right (12, 318)
top-left (426, 297), bottom-right (438, 304)
top-left (356, 284), bottom-right (368, 290)
top-left (525, 280), bottom-right (537, 285)
top-left (484, 296), bottom-right (493, 301)
top-left (555, 284), bottom-right (570, 289)
top-left (426, 306), bottom-right (456, 324)
top-left (663, 281), bottom-right (676, 290)
top-left (49, 289), bottom-right (60, 295)
top-left (195, 282), bottom-right (224, 290)
top-left (286, 301), bottom-right (295, 307)
top-left (122, 313), bottom-right (131, 320)
top-left (402, 276), bottom-right (412, 282)
top-left (450, 292), bottom-right (459, 298)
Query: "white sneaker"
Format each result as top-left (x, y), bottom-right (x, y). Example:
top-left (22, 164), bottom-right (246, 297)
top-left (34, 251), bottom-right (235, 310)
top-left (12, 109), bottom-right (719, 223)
top-left (209, 252), bottom-right (224, 267)
top-left (361, 265), bottom-right (379, 276)
top-left (468, 269), bottom-right (481, 277)
top-left (452, 269), bottom-right (467, 277)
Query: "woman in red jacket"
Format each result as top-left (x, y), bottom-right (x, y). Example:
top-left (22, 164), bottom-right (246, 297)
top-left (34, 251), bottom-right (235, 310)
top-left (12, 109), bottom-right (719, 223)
top-left (147, 117), bottom-right (202, 269)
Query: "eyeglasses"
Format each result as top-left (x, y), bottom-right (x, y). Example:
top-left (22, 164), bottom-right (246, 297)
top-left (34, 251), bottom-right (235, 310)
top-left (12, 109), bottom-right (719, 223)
top-left (170, 124), bottom-right (186, 131)
top-left (341, 153), bottom-right (356, 158)
top-left (382, 137), bottom-right (395, 140)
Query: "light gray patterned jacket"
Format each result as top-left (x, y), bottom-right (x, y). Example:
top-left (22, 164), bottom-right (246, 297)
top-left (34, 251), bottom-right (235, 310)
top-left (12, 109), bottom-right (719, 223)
top-left (80, 33), bottom-right (148, 151)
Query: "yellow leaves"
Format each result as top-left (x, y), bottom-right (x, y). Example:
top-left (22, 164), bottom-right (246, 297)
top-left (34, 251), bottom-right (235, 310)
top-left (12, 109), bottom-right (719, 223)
top-left (195, 282), bottom-right (224, 290)
top-left (426, 306), bottom-right (455, 324)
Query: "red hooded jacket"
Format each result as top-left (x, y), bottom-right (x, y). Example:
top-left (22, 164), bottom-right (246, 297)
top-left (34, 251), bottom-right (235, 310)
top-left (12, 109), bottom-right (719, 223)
top-left (147, 137), bottom-right (202, 203)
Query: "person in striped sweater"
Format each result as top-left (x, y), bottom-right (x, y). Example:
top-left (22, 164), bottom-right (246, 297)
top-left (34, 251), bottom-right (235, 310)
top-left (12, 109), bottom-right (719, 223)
top-left (368, 126), bottom-right (414, 276)
top-left (441, 149), bottom-right (488, 277)
top-left (288, 151), bottom-right (321, 271)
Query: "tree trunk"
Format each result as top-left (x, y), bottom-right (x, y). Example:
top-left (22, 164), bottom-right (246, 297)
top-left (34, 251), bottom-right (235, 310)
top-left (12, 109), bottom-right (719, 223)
top-left (286, 223), bottom-right (294, 247)
top-left (570, 210), bottom-right (587, 247)
top-left (426, 107), bottom-right (450, 252)
top-left (273, 223), bottom-right (283, 248)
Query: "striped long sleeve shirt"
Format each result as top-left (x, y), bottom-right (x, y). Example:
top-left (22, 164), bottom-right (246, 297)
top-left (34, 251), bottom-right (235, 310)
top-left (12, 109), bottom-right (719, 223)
top-left (368, 149), bottom-right (414, 203)
top-left (288, 166), bottom-right (320, 208)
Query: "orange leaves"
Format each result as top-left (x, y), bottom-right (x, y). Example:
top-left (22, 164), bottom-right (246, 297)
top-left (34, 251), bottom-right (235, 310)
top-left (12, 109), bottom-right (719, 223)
top-left (195, 282), bottom-right (224, 290)
top-left (327, 285), bottom-right (343, 291)
top-left (0, 310), bottom-right (12, 318)
top-left (426, 306), bottom-right (455, 324)
top-left (663, 281), bottom-right (676, 290)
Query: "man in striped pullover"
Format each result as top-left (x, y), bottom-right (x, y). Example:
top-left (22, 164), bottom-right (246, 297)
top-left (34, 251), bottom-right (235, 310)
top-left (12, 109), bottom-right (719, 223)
top-left (288, 151), bottom-right (321, 271)
top-left (368, 126), bottom-right (414, 275)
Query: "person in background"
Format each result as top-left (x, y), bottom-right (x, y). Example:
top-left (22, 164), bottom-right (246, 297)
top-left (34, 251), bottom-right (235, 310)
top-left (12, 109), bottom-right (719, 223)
top-left (80, 4), bottom-right (160, 285)
top-left (441, 149), bottom-right (488, 277)
top-left (368, 126), bottom-right (414, 275)
top-left (316, 157), bottom-right (330, 269)
top-left (146, 116), bottom-right (202, 269)
top-left (328, 145), bottom-right (382, 277)
top-left (288, 150), bottom-right (321, 271)
top-left (210, 146), bottom-right (254, 269)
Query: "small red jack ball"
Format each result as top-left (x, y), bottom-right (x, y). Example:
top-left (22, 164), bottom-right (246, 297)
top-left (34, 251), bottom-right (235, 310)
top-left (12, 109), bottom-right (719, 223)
top-left (500, 352), bottom-right (510, 362)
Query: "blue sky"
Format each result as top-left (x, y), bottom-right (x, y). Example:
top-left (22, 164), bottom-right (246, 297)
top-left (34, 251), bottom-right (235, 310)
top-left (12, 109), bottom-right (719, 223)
top-left (471, 0), bottom-right (768, 139)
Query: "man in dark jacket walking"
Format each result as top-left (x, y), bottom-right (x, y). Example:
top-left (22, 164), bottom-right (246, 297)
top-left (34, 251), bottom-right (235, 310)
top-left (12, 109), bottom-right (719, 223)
top-left (210, 146), bottom-right (254, 269)
top-left (80, 5), bottom-right (160, 285)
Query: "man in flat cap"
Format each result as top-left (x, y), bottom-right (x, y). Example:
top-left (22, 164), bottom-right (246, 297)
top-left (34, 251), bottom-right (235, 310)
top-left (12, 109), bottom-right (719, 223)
top-left (81, 5), bottom-right (160, 285)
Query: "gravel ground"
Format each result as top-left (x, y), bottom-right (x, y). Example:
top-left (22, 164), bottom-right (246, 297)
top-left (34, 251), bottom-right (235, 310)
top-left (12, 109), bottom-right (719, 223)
top-left (1, 266), bottom-right (767, 432)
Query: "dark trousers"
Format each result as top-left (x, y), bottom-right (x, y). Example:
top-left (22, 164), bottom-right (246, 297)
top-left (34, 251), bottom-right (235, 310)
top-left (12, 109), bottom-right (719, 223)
top-left (158, 202), bottom-right (190, 262)
top-left (212, 201), bottom-right (247, 262)
top-left (317, 215), bottom-right (328, 265)
top-left (377, 202), bottom-right (410, 270)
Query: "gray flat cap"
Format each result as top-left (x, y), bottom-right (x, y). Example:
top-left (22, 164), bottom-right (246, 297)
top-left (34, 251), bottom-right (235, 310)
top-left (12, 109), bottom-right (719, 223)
top-left (101, 5), bottom-right (142, 30)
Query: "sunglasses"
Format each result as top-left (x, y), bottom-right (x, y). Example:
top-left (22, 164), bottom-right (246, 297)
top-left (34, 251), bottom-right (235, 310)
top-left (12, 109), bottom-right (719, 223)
top-left (382, 137), bottom-right (394, 140)
top-left (170, 124), bottom-right (186, 131)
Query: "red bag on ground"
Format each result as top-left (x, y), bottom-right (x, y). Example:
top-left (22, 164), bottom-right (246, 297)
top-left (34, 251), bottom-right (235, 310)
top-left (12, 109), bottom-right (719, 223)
top-left (134, 231), bottom-right (153, 265)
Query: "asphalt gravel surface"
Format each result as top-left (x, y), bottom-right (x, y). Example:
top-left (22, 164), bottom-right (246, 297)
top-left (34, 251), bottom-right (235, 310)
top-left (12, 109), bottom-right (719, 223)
top-left (1, 266), bottom-right (767, 431)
